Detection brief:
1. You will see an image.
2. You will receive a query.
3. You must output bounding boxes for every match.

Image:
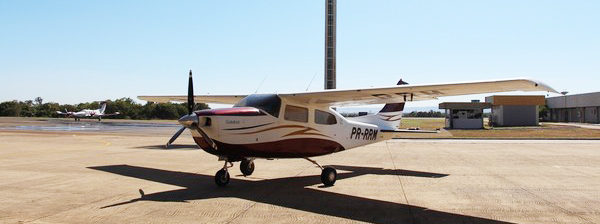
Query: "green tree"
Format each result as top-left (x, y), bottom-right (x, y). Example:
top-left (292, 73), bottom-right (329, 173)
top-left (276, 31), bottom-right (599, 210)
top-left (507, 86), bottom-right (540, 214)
top-left (0, 101), bottom-right (20, 116)
top-left (35, 102), bottom-right (61, 117)
top-left (0, 98), bottom-right (210, 119)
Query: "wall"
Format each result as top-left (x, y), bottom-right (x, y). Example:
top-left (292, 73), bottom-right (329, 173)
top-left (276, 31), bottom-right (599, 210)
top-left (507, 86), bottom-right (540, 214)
top-left (494, 105), bottom-right (539, 126)
top-left (453, 119), bottom-right (483, 129)
top-left (584, 107), bottom-right (599, 123)
top-left (547, 92), bottom-right (600, 108)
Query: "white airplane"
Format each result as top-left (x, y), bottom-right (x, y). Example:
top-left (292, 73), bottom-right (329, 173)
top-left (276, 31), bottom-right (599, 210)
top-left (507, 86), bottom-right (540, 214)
top-left (56, 102), bottom-right (120, 121)
top-left (138, 71), bottom-right (556, 187)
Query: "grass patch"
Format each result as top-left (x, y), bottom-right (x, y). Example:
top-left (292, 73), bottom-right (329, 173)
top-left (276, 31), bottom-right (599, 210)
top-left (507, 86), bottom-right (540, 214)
top-left (399, 118), bottom-right (445, 130)
top-left (400, 117), bottom-right (600, 139)
top-left (449, 124), bottom-right (600, 139)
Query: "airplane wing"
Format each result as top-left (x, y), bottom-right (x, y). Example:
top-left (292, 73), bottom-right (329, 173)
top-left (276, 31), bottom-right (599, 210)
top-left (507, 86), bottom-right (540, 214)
top-left (138, 78), bottom-right (556, 106)
top-left (101, 112), bottom-right (121, 116)
top-left (278, 77), bottom-right (557, 106)
top-left (138, 95), bottom-right (247, 104)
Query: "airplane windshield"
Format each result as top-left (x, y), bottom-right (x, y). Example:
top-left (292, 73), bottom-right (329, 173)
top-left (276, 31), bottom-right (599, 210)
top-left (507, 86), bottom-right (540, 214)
top-left (234, 94), bottom-right (281, 117)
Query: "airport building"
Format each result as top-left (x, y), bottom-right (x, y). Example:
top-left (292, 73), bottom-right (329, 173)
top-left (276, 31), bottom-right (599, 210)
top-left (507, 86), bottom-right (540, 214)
top-left (485, 95), bottom-right (546, 127)
top-left (440, 95), bottom-right (546, 129)
top-left (546, 91), bottom-right (600, 124)
top-left (439, 101), bottom-right (491, 129)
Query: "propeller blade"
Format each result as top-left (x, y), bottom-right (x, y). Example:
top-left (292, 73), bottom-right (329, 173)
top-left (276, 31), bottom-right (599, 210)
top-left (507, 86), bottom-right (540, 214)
top-left (194, 124), bottom-right (218, 151)
top-left (187, 70), bottom-right (194, 114)
top-left (166, 126), bottom-right (186, 148)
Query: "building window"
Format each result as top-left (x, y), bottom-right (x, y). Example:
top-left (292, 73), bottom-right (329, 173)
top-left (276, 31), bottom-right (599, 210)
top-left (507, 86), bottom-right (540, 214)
top-left (315, 110), bottom-right (337, 125)
top-left (284, 105), bottom-right (308, 123)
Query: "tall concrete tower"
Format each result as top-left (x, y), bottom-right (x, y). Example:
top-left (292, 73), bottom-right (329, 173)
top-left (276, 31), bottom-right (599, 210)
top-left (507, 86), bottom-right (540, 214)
top-left (324, 0), bottom-right (336, 89)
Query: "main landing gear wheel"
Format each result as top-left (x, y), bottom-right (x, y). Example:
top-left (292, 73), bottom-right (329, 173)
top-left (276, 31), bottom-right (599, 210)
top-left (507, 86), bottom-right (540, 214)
top-left (321, 167), bottom-right (337, 186)
top-left (305, 158), bottom-right (337, 186)
top-left (215, 169), bottom-right (230, 187)
top-left (240, 160), bottom-right (255, 176)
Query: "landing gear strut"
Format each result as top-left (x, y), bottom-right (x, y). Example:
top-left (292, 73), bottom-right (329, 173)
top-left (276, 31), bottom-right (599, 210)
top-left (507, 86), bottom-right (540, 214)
top-left (240, 159), bottom-right (255, 176)
top-left (305, 158), bottom-right (337, 186)
top-left (215, 161), bottom-right (233, 187)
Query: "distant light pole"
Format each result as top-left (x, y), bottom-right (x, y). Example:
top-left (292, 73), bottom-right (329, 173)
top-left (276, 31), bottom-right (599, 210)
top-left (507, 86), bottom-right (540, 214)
top-left (561, 91), bottom-right (568, 122)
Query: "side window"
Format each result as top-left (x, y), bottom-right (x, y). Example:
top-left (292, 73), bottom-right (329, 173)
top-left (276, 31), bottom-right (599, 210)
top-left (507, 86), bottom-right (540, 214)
top-left (284, 105), bottom-right (308, 123)
top-left (315, 109), bottom-right (337, 125)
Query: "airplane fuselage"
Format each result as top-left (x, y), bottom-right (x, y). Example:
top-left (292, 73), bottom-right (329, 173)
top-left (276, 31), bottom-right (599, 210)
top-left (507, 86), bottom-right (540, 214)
top-left (71, 109), bottom-right (103, 118)
top-left (183, 94), bottom-right (388, 161)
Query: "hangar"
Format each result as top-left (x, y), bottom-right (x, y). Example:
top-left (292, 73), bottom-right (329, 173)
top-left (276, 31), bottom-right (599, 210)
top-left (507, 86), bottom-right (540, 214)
top-left (485, 95), bottom-right (546, 127)
top-left (546, 91), bottom-right (600, 124)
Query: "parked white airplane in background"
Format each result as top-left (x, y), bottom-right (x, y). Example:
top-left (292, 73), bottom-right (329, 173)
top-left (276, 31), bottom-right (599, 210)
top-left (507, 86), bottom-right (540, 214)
top-left (56, 102), bottom-right (120, 121)
top-left (139, 71), bottom-right (556, 187)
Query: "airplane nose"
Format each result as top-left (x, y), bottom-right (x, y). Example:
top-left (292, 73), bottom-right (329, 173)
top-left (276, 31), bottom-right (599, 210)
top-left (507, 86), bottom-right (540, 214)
top-left (178, 114), bottom-right (199, 127)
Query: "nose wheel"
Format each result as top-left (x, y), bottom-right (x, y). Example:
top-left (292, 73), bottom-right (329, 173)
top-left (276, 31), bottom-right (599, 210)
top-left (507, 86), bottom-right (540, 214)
top-left (215, 161), bottom-right (233, 187)
top-left (215, 169), bottom-right (230, 187)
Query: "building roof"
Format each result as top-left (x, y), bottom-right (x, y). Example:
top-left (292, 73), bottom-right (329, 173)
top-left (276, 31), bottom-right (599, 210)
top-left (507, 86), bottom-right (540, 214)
top-left (439, 102), bottom-right (492, 109)
top-left (485, 95), bottom-right (546, 106)
top-left (546, 91), bottom-right (600, 108)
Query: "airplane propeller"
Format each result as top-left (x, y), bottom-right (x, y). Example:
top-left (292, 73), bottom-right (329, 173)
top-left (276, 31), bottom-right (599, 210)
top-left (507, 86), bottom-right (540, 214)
top-left (165, 70), bottom-right (219, 152)
top-left (165, 70), bottom-right (195, 148)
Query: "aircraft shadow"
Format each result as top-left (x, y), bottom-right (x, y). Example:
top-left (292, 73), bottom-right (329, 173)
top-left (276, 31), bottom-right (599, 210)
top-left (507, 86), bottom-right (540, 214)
top-left (88, 165), bottom-right (510, 224)
top-left (134, 144), bottom-right (201, 150)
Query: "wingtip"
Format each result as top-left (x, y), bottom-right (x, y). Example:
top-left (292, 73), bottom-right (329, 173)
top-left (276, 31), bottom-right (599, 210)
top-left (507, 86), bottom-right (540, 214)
top-left (521, 77), bottom-right (559, 93)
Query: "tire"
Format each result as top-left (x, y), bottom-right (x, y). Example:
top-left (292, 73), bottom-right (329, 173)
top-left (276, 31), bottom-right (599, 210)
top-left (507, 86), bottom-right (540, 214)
top-left (215, 169), bottom-right (230, 187)
top-left (321, 167), bottom-right (337, 186)
top-left (240, 160), bottom-right (255, 176)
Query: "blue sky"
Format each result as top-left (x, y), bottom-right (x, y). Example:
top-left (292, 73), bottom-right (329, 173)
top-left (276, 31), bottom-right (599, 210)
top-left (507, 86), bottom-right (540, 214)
top-left (1, 1), bottom-right (598, 108)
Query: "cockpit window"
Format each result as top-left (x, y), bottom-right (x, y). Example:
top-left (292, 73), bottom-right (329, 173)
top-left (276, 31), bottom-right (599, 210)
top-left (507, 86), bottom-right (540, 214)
top-left (315, 109), bottom-right (337, 125)
top-left (234, 94), bottom-right (281, 117)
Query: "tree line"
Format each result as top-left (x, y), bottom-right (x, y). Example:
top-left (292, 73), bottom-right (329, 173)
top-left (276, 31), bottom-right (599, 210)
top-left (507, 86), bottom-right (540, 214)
top-left (403, 110), bottom-right (445, 117)
top-left (0, 97), bottom-right (209, 120)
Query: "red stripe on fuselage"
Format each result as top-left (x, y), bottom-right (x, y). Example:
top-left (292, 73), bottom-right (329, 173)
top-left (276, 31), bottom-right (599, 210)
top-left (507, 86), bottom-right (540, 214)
top-left (193, 137), bottom-right (344, 160)
top-left (194, 107), bottom-right (265, 116)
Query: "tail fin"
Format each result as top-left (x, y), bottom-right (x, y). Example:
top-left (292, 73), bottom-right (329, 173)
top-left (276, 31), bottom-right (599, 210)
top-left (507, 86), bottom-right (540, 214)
top-left (348, 79), bottom-right (408, 130)
top-left (99, 102), bottom-right (107, 114)
top-left (379, 79), bottom-right (408, 113)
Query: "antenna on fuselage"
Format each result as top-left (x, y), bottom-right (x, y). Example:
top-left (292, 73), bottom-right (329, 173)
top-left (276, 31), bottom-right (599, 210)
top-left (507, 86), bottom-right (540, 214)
top-left (255, 76), bottom-right (267, 93)
top-left (306, 70), bottom-right (318, 91)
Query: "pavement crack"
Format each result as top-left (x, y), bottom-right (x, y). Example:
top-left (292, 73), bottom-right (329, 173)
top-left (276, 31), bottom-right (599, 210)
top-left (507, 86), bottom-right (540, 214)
top-left (386, 141), bottom-right (417, 224)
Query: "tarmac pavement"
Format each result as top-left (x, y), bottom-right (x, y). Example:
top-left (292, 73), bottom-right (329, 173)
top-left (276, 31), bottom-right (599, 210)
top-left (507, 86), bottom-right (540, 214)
top-left (1, 119), bottom-right (600, 223)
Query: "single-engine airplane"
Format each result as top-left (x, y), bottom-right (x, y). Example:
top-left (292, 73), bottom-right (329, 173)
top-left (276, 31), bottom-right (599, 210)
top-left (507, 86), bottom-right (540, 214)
top-left (56, 102), bottom-right (120, 121)
top-left (138, 71), bottom-right (556, 187)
